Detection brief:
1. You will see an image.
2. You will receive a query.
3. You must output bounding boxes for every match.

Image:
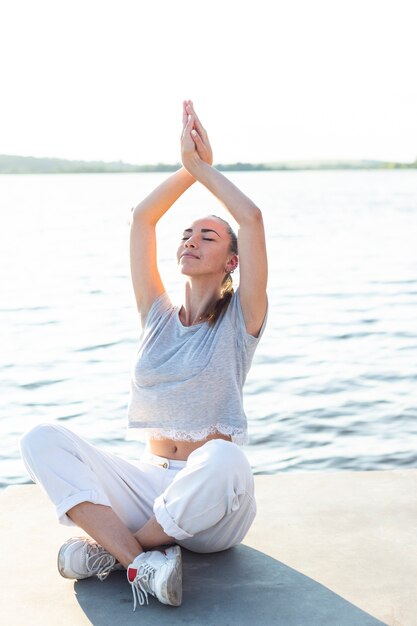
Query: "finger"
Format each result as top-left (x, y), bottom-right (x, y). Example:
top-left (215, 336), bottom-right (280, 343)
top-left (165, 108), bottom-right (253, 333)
top-left (182, 101), bottom-right (188, 129)
top-left (191, 128), bottom-right (204, 149)
top-left (181, 113), bottom-right (195, 143)
top-left (190, 117), bottom-right (211, 153)
top-left (186, 113), bottom-right (194, 130)
top-left (187, 101), bottom-right (205, 136)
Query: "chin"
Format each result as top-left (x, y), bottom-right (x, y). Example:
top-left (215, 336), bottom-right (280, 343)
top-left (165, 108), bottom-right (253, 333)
top-left (179, 259), bottom-right (198, 274)
top-left (178, 265), bottom-right (193, 276)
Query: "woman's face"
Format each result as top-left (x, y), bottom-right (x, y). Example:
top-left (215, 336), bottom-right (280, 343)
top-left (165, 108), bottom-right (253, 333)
top-left (176, 217), bottom-right (235, 278)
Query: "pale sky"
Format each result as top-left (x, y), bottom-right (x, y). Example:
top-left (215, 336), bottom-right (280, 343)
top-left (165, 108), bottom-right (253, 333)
top-left (1, 0), bottom-right (416, 164)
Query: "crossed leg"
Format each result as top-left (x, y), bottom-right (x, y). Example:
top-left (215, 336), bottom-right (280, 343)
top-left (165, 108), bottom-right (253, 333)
top-left (66, 502), bottom-right (173, 567)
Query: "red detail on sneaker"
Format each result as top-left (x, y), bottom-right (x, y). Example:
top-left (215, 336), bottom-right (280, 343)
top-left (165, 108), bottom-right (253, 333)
top-left (127, 567), bottom-right (137, 583)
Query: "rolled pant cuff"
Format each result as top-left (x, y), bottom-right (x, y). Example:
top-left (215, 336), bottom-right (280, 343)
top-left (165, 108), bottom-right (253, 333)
top-left (56, 489), bottom-right (112, 526)
top-left (153, 494), bottom-right (193, 541)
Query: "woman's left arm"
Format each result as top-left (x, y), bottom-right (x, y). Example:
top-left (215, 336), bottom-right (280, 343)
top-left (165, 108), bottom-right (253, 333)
top-left (182, 113), bottom-right (268, 336)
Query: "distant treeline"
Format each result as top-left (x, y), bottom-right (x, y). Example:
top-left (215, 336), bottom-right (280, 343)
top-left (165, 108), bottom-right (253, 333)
top-left (1, 154), bottom-right (416, 174)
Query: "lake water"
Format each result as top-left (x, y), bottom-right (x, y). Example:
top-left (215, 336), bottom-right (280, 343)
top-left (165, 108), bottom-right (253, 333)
top-left (1, 170), bottom-right (416, 487)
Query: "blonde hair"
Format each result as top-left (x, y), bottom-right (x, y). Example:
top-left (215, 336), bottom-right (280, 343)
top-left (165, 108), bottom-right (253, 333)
top-left (205, 216), bottom-right (238, 326)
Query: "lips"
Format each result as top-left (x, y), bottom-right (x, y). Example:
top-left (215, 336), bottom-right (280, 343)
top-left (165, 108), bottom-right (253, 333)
top-left (181, 253), bottom-right (199, 259)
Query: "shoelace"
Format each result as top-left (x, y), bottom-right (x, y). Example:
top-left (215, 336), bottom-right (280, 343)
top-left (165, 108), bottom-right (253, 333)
top-left (85, 543), bottom-right (117, 581)
top-left (128, 562), bottom-right (157, 610)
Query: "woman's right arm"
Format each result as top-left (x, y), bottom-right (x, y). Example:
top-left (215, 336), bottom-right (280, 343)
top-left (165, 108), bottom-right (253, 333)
top-left (131, 100), bottom-right (213, 326)
top-left (130, 166), bottom-right (195, 326)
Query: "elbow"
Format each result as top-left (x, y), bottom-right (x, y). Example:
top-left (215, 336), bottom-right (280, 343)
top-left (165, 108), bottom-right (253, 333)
top-left (247, 204), bottom-right (263, 224)
top-left (130, 210), bottom-right (146, 232)
top-left (131, 204), bottom-right (144, 222)
top-left (252, 205), bottom-right (263, 221)
top-left (237, 204), bottom-right (263, 228)
top-left (130, 206), bottom-right (156, 228)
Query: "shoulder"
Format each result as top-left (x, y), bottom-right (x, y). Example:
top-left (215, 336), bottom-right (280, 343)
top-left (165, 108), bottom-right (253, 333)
top-left (225, 287), bottom-right (268, 341)
top-left (142, 292), bottom-right (176, 330)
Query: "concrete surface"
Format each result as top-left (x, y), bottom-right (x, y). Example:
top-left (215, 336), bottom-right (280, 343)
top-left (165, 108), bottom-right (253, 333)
top-left (1, 470), bottom-right (416, 625)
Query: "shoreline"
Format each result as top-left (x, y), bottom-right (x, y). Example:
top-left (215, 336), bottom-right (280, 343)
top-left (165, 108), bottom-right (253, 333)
top-left (1, 154), bottom-right (416, 174)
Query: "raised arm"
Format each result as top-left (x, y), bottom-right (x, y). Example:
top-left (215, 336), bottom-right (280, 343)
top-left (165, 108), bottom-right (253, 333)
top-left (130, 167), bottom-right (195, 326)
top-left (130, 101), bottom-right (213, 326)
top-left (181, 106), bottom-right (268, 337)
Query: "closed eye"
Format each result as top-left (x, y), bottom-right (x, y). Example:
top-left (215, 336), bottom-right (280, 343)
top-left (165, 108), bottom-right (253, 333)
top-left (181, 237), bottom-right (215, 241)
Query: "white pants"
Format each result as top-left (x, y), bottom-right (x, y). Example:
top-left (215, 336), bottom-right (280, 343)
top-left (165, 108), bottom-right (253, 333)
top-left (20, 424), bottom-right (256, 553)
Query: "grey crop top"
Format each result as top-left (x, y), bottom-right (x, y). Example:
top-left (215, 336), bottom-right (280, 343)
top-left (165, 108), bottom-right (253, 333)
top-left (127, 288), bottom-right (268, 445)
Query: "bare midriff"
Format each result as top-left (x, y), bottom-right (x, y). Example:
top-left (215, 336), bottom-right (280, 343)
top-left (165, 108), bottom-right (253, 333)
top-left (148, 432), bottom-right (232, 461)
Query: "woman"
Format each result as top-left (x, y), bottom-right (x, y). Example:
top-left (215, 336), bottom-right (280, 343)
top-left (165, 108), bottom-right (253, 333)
top-left (20, 101), bottom-right (268, 610)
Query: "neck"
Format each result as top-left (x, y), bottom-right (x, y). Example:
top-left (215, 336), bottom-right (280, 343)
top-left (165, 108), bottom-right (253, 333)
top-left (180, 277), bottom-right (223, 326)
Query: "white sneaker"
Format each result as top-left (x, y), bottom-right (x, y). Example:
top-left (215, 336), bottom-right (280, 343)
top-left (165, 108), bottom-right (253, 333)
top-left (127, 545), bottom-right (182, 610)
top-left (58, 536), bottom-right (121, 581)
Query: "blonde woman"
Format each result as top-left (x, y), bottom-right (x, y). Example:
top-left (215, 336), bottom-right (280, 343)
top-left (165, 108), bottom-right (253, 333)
top-left (20, 101), bottom-right (268, 610)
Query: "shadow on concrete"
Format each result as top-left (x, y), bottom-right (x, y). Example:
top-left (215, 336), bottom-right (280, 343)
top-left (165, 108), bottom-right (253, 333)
top-left (74, 545), bottom-right (387, 625)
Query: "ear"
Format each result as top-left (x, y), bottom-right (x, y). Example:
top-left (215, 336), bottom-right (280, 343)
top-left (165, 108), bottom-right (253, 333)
top-left (225, 254), bottom-right (239, 273)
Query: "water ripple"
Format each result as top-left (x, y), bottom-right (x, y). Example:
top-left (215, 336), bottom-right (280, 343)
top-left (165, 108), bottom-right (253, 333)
top-left (20, 379), bottom-right (67, 390)
top-left (74, 340), bottom-right (127, 352)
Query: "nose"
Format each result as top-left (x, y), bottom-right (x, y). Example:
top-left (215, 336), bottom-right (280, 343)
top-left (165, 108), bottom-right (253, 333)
top-left (184, 236), bottom-right (197, 248)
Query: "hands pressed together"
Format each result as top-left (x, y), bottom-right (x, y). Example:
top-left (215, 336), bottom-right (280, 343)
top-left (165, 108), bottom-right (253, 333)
top-left (181, 100), bottom-right (213, 176)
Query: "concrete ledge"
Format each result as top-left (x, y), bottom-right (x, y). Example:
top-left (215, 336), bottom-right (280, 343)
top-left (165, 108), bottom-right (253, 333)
top-left (1, 471), bottom-right (416, 625)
